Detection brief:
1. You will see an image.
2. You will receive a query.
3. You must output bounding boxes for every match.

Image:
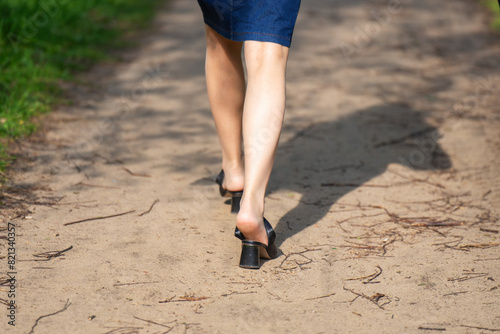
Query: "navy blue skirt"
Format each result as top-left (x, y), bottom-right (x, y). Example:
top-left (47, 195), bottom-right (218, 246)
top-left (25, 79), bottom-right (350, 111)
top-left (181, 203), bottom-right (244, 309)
top-left (197, 0), bottom-right (301, 47)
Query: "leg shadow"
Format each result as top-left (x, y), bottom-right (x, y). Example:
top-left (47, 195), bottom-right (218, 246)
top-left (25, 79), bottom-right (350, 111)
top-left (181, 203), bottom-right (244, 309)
top-left (268, 104), bottom-right (452, 247)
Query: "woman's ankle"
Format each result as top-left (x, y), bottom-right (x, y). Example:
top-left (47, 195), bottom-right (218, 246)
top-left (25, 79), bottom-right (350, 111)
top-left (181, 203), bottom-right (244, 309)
top-left (221, 161), bottom-right (244, 191)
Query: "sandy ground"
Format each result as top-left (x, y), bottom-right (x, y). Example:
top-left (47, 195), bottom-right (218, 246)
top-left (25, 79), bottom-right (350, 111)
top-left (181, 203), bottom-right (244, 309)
top-left (2, 0), bottom-right (500, 333)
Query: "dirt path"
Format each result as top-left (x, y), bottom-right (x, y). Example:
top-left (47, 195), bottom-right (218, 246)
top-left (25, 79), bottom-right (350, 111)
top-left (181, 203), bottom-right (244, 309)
top-left (3, 0), bottom-right (500, 333)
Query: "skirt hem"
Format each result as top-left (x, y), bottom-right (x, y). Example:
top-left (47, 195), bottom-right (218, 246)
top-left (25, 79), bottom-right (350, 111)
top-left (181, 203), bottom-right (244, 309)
top-left (204, 20), bottom-right (292, 48)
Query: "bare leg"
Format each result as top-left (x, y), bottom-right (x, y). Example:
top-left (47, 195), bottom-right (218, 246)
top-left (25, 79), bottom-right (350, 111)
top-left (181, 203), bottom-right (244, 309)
top-left (204, 25), bottom-right (245, 191)
top-left (236, 41), bottom-right (290, 246)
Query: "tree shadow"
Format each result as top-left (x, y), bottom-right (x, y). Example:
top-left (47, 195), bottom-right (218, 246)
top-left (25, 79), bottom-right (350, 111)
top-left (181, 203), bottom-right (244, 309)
top-left (267, 104), bottom-right (452, 247)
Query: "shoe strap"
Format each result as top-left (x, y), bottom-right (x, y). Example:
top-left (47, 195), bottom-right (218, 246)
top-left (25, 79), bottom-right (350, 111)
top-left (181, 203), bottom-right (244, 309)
top-left (241, 240), bottom-right (268, 248)
top-left (215, 170), bottom-right (224, 187)
top-left (235, 217), bottom-right (276, 245)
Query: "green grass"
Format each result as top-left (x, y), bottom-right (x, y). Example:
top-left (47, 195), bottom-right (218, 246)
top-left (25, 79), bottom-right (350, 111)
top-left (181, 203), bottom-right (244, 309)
top-left (0, 0), bottom-right (162, 170)
top-left (482, 0), bottom-right (500, 30)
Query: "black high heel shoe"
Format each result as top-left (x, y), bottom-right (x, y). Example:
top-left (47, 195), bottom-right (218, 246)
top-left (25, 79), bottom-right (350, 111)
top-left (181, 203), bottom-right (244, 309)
top-left (234, 218), bottom-right (279, 269)
top-left (215, 170), bottom-right (243, 214)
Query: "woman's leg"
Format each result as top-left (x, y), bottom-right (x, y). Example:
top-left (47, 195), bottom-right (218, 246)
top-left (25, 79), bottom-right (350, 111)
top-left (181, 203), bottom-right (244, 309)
top-left (204, 25), bottom-right (246, 191)
top-left (236, 41), bottom-right (290, 246)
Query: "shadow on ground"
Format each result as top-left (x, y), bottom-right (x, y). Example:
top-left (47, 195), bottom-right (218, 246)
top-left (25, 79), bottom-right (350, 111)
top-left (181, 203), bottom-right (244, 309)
top-left (268, 104), bottom-right (452, 246)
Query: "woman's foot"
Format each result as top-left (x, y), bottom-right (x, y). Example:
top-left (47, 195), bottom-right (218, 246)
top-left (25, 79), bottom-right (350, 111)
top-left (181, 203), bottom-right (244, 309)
top-left (215, 163), bottom-right (244, 213)
top-left (220, 162), bottom-right (244, 192)
top-left (236, 196), bottom-right (269, 247)
top-left (237, 217), bottom-right (278, 269)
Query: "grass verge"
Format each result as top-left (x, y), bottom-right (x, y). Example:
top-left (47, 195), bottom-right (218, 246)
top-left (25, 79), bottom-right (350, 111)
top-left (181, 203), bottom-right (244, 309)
top-left (481, 0), bottom-right (500, 30)
top-left (0, 0), bottom-right (163, 170)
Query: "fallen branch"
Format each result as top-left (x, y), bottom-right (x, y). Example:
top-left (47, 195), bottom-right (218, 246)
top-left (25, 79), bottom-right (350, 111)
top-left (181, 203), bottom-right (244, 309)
top-left (342, 237), bottom-right (398, 256)
top-left (448, 272), bottom-right (489, 282)
top-left (122, 167), bottom-right (151, 177)
top-left (321, 182), bottom-right (391, 188)
top-left (71, 182), bottom-right (120, 189)
top-left (432, 236), bottom-right (464, 247)
top-left (229, 281), bottom-right (262, 285)
top-left (381, 238), bottom-right (397, 256)
top-left (473, 258), bottom-right (500, 262)
top-left (460, 325), bottom-right (500, 332)
top-left (305, 292), bottom-right (336, 300)
top-left (336, 213), bottom-right (386, 233)
top-left (480, 227), bottom-right (499, 234)
top-left (410, 221), bottom-right (462, 227)
top-left (178, 295), bottom-right (208, 301)
top-left (63, 210), bottom-right (136, 226)
top-left (418, 325), bottom-right (446, 331)
top-left (443, 242), bottom-right (500, 252)
top-left (343, 287), bottom-right (389, 310)
top-left (113, 281), bottom-right (159, 286)
top-left (32, 246), bottom-right (73, 261)
top-left (279, 249), bottom-right (320, 270)
top-left (103, 326), bottom-right (143, 334)
top-left (482, 190), bottom-right (492, 198)
top-left (443, 291), bottom-right (467, 296)
top-left (221, 291), bottom-right (257, 297)
top-left (458, 243), bottom-right (499, 249)
top-left (347, 265), bottom-right (383, 284)
top-left (133, 316), bottom-right (174, 329)
top-left (138, 199), bottom-right (159, 216)
top-left (159, 295), bottom-right (208, 303)
top-left (28, 299), bottom-right (71, 334)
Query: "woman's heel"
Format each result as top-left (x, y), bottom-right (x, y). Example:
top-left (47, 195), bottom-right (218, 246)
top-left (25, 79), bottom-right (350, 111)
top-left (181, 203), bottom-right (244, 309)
top-left (239, 241), bottom-right (264, 269)
top-left (230, 192), bottom-right (242, 214)
top-left (236, 218), bottom-right (278, 269)
top-left (215, 170), bottom-right (243, 214)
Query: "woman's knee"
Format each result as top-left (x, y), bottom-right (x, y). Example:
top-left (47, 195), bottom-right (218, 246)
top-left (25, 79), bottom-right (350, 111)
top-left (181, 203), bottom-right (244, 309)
top-left (205, 25), bottom-right (242, 55)
top-left (244, 41), bottom-right (289, 72)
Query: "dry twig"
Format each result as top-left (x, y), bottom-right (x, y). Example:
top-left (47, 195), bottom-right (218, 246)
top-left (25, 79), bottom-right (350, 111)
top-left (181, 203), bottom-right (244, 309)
top-left (122, 167), bottom-right (151, 177)
top-left (347, 265), bottom-right (383, 284)
top-left (138, 199), bottom-right (159, 216)
top-left (443, 291), bottom-right (467, 296)
top-left (71, 182), bottom-right (120, 189)
top-left (133, 316), bottom-right (174, 329)
top-left (321, 182), bottom-right (392, 188)
top-left (103, 326), bottom-right (143, 334)
top-left (113, 281), bottom-right (159, 286)
top-left (28, 299), bottom-right (71, 334)
top-left (305, 292), bottom-right (336, 300)
top-left (418, 325), bottom-right (446, 331)
top-left (221, 291), bottom-right (257, 297)
top-left (159, 295), bottom-right (208, 303)
top-left (63, 210), bottom-right (136, 226)
top-left (480, 227), bottom-right (499, 234)
top-left (30, 246), bottom-right (73, 262)
top-left (279, 249), bottom-right (320, 270)
top-left (343, 287), bottom-right (390, 310)
top-left (460, 325), bottom-right (500, 332)
top-left (448, 272), bottom-right (489, 282)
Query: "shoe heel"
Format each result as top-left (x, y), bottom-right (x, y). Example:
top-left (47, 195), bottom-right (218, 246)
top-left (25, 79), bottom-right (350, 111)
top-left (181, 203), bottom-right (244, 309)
top-left (230, 192), bottom-right (242, 214)
top-left (239, 241), bottom-right (260, 269)
top-left (266, 243), bottom-right (279, 259)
